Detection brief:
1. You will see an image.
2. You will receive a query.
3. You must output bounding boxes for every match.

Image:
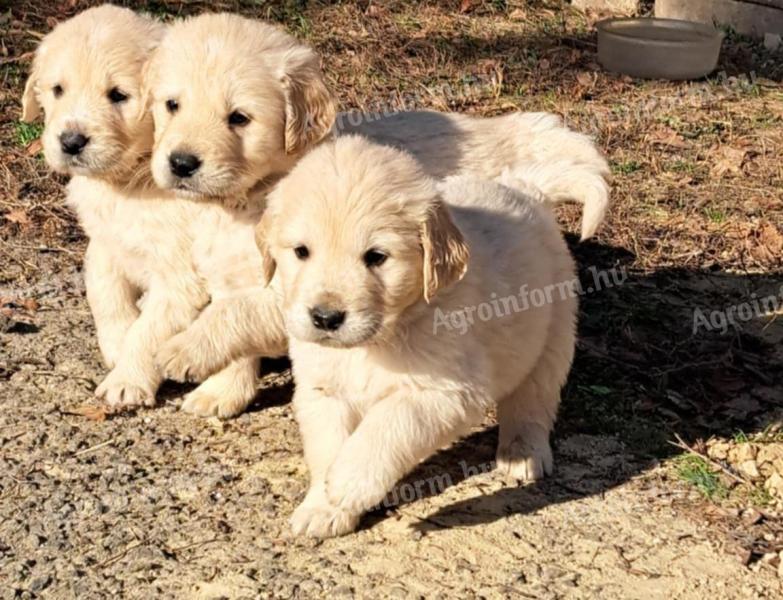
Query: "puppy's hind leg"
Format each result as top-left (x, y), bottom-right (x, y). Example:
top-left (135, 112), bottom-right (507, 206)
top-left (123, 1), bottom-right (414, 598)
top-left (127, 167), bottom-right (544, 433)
top-left (496, 296), bottom-right (576, 483)
top-left (181, 357), bottom-right (259, 419)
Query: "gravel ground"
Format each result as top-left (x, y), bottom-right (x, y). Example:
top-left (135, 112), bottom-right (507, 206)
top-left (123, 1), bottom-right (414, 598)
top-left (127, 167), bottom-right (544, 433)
top-left (1, 255), bottom-right (780, 598)
top-left (2, 1), bottom-right (783, 597)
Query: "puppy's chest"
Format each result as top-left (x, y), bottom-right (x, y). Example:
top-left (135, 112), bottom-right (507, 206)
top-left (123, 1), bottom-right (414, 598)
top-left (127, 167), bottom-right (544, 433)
top-left (67, 181), bottom-right (193, 267)
top-left (291, 344), bottom-right (401, 412)
top-left (190, 208), bottom-right (265, 298)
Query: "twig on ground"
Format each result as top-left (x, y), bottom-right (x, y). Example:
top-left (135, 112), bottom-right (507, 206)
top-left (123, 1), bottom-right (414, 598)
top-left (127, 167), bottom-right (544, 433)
top-left (669, 433), bottom-right (749, 485)
top-left (94, 540), bottom-right (147, 569)
top-left (73, 439), bottom-right (114, 457)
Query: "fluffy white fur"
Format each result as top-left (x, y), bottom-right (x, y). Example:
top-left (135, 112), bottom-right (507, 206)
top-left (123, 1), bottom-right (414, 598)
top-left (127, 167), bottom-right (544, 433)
top-left (152, 14), bottom-right (607, 414)
top-left (22, 6), bottom-right (286, 416)
top-left (255, 137), bottom-right (577, 537)
top-left (341, 110), bottom-right (610, 240)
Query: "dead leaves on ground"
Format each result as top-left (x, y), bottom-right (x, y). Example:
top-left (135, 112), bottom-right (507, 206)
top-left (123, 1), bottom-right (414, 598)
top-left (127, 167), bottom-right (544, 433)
top-left (711, 142), bottom-right (754, 178)
top-left (65, 403), bottom-right (109, 422)
top-left (0, 296), bottom-right (38, 332)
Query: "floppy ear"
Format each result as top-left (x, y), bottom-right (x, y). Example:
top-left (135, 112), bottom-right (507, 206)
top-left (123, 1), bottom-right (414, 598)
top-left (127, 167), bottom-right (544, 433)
top-left (138, 55), bottom-right (158, 125)
top-left (254, 210), bottom-right (277, 286)
top-left (421, 200), bottom-right (470, 302)
top-left (279, 46), bottom-right (336, 155)
top-left (21, 62), bottom-right (41, 122)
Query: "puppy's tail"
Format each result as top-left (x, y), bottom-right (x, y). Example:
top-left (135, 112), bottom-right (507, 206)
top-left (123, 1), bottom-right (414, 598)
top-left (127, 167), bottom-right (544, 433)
top-left (500, 112), bottom-right (611, 240)
top-left (498, 159), bottom-right (610, 240)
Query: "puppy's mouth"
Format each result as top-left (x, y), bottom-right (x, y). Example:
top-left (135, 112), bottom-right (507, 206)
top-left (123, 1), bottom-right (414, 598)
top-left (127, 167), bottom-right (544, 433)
top-left (288, 310), bottom-right (382, 348)
top-left (53, 146), bottom-right (128, 179)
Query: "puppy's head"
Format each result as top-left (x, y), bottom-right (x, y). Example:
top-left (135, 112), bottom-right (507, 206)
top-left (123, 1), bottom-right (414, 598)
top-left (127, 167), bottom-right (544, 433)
top-left (147, 13), bottom-right (336, 202)
top-left (256, 136), bottom-right (470, 347)
top-left (21, 5), bottom-right (163, 181)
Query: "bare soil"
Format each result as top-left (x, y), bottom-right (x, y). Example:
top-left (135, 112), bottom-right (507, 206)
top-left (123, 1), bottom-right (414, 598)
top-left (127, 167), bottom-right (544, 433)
top-left (1, 1), bottom-right (782, 597)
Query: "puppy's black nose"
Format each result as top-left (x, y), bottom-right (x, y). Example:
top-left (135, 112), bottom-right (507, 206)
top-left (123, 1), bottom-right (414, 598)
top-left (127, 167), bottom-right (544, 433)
top-left (169, 152), bottom-right (202, 178)
top-left (310, 306), bottom-right (346, 331)
top-left (60, 131), bottom-right (89, 155)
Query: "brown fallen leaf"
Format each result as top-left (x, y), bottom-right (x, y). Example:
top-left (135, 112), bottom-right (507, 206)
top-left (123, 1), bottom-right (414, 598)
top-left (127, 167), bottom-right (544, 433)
top-left (758, 222), bottom-right (783, 255)
top-left (509, 8), bottom-right (527, 20)
top-left (4, 209), bottom-right (30, 225)
top-left (646, 127), bottom-right (689, 149)
top-left (459, 0), bottom-right (476, 13)
top-left (711, 145), bottom-right (748, 178)
top-left (69, 404), bottom-right (108, 422)
top-left (576, 71), bottom-right (594, 87)
top-left (25, 138), bottom-right (42, 156)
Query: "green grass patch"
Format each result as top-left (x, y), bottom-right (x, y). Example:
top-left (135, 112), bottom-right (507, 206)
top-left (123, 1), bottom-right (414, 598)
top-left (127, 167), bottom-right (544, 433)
top-left (676, 454), bottom-right (729, 500)
top-left (612, 160), bottom-right (642, 176)
top-left (732, 430), bottom-right (750, 444)
top-left (704, 208), bottom-right (727, 224)
top-left (669, 159), bottom-right (696, 174)
top-left (14, 121), bottom-right (43, 147)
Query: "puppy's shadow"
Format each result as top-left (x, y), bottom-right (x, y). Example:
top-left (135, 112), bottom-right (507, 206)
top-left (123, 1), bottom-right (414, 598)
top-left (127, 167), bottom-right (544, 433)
top-left (363, 236), bottom-right (783, 532)
top-left (157, 357), bottom-right (294, 412)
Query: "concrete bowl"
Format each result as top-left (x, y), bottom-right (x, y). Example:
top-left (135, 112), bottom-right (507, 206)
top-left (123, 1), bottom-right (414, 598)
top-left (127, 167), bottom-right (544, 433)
top-left (597, 17), bottom-right (723, 80)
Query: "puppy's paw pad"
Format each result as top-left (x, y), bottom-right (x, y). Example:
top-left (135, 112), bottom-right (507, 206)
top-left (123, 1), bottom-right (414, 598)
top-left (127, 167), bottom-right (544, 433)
top-left (181, 390), bottom-right (220, 418)
top-left (181, 388), bottom-right (251, 420)
top-left (496, 437), bottom-right (553, 483)
top-left (95, 377), bottom-right (155, 408)
top-left (290, 502), bottom-right (359, 538)
top-left (155, 336), bottom-right (203, 382)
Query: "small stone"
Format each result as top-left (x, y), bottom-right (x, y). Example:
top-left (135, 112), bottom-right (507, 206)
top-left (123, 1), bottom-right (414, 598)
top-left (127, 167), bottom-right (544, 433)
top-left (764, 33), bottom-right (781, 52)
top-left (765, 473), bottom-right (783, 498)
top-left (708, 442), bottom-right (730, 460)
top-left (333, 585), bottom-right (354, 597)
top-left (732, 443), bottom-right (757, 464)
top-left (28, 575), bottom-right (51, 593)
top-left (738, 460), bottom-right (760, 479)
top-left (757, 445), bottom-right (783, 466)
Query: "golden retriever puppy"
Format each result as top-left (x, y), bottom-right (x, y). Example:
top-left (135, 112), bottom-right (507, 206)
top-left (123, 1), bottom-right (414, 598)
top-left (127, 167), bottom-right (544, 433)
top-left (21, 6), bottom-right (278, 416)
top-left (151, 13), bottom-right (604, 409)
top-left (255, 136), bottom-right (578, 537)
top-left (145, 12), bottom-right (335, 205)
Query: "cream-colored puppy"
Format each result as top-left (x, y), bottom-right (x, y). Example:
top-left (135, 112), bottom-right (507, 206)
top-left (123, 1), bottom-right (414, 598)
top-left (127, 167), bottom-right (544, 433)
top-left (255, 136), bottom-right (577, 538)
top-left (151, 13), bottom-right (606, 404)
top-left (21, 6), bottom-right (279, 416)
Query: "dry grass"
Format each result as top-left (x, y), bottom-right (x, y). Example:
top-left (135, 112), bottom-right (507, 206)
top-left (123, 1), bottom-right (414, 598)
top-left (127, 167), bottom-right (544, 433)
top-left (1, 0), bottom-right (782, 565)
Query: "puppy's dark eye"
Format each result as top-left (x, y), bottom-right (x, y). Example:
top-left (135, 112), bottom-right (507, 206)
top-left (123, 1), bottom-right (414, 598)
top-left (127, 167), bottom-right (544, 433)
top-left (53, 84), bottom-right (64, 98)
top-left (294, 245), bottom-right (309, 260)
top-left (108, 87), bottom-right (129, 103)
top-left (165, 99), bottom-right (179, 114)
top-left (228, 111), bottom-right (250, 127)
top-left (363, 249), bottom-right (387, 268)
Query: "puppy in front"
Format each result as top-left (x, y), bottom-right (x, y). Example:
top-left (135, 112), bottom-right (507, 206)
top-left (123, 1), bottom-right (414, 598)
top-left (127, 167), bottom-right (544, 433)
top-left (255, 137), bottom-right (578, 538)
top-left (151, 13), bottom-right (605, 405)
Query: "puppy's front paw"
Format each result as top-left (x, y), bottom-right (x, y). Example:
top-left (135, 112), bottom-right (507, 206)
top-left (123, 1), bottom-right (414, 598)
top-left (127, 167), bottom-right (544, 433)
top-left (496, 423), bottom-right (553, 483)
top-left (326, 461), bottom-right (389, 514)
top-left (290, 501), bottom-right (360, 538)
top-left (95, 369), bottom-right (156, 408)
top-left (181, 388), bottom-right (251, 420)
top-left (155, 333), bottom-right (210, 383)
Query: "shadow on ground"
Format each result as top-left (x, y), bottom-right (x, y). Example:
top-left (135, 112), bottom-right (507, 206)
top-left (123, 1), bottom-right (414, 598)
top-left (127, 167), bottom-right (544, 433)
top-left (348, 237), bottom-right (783, 533)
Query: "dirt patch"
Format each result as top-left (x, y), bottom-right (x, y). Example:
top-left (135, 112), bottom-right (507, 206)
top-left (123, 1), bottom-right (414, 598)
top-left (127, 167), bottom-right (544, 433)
top-left (2, 0), bottom-right (783, 597)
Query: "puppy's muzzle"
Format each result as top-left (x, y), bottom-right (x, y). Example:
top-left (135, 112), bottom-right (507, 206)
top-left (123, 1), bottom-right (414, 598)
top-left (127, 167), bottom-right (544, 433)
top-left (310, 305), bottom-right (346, 332)
top-left (60, 131), bottom-right (90, 155)
top-left (169, 152), bottom-right (202, 178)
